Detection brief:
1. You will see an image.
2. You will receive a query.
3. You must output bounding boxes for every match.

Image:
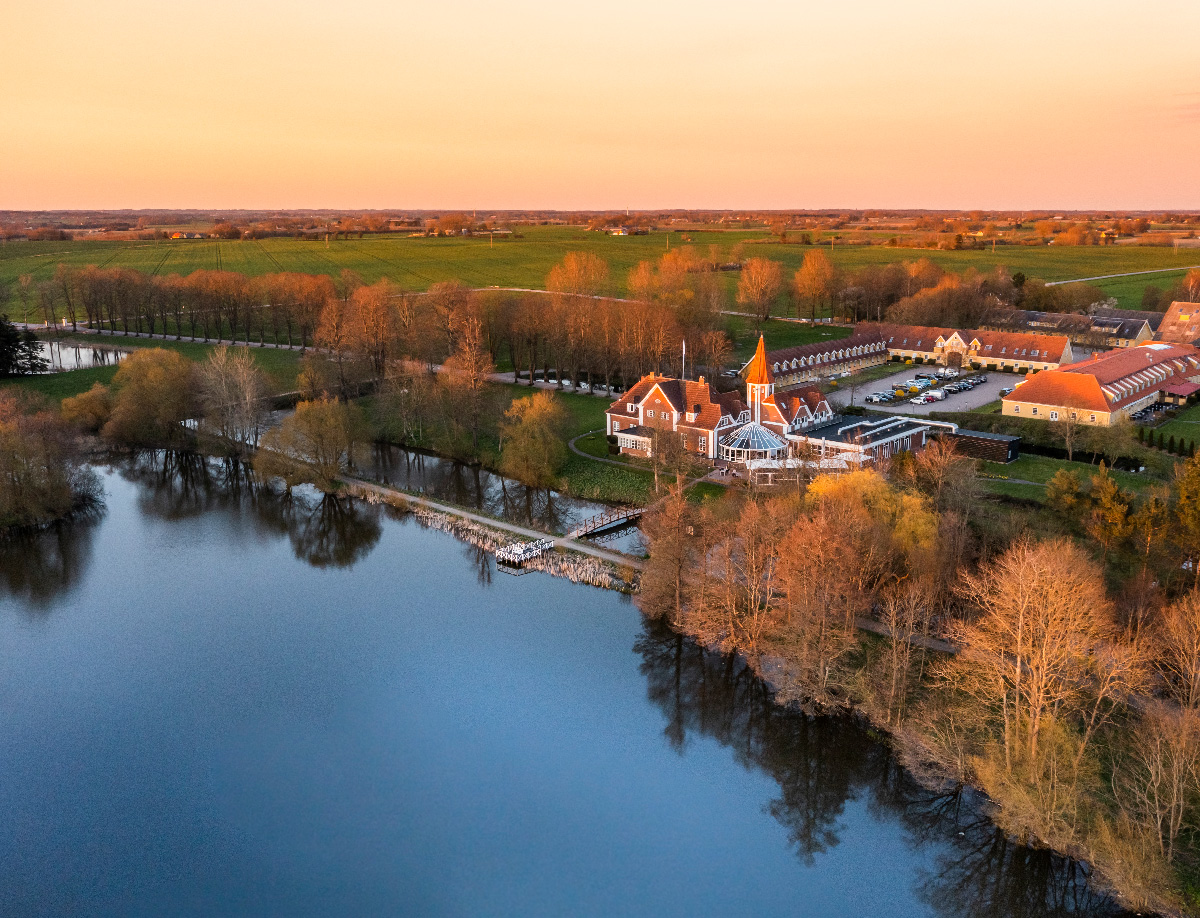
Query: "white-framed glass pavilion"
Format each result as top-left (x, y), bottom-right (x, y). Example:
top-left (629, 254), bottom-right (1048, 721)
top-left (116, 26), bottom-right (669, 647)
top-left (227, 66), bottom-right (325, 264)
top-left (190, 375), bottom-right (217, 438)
top-left (719, 422), bottom-right (787, 463)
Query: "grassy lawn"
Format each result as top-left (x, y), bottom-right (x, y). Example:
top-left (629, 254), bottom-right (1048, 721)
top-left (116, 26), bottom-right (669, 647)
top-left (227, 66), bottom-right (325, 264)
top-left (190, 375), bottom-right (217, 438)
top-left (971, 399), bottom-right (1003, 414)
top-left (38, 333), bottom-right (304, 394)
top-left (497, 382), bottom-right (610, 439)
top-left (2, 333), bottom-right (305, 406)
top-left (981, 454), bottom-right (1160, 493)
top-left (1, 364), bottom-right (121, 403)
top-left (572, 430), bottom-right (612, 460)
top-left (980, 479), bottom-right (1050, 502)
top-left (558, 453), bottom-right (657, 505)
top-left (1151, 403), bottom-right (1200, 444)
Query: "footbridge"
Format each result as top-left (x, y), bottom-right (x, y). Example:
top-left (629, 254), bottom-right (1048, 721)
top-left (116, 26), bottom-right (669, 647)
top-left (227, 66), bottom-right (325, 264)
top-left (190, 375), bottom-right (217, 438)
top-left (566, 506), bottom-right (644, 540)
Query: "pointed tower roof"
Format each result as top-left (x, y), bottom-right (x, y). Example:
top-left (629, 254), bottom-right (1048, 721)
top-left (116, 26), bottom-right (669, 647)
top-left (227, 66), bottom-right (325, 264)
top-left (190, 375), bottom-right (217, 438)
top-left (744, 335), bottom-right (772, 386)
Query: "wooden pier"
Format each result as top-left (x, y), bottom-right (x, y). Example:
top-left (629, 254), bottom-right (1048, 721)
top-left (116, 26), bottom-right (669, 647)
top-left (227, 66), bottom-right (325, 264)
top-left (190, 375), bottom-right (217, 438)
top-left (495, 537), bottom-right (556, 567)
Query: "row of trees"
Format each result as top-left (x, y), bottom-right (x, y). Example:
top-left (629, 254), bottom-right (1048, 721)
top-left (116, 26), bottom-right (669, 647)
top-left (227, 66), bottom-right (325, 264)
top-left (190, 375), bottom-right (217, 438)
top-left (640, 447), bottom-right (1200, 913)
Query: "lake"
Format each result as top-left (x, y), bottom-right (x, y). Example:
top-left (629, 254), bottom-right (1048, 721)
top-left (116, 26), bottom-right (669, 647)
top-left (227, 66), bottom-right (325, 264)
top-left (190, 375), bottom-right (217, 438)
top-left (0, 456), bottom-right (1128, 917)
top-left (36, 339), bottom-right (130, 372)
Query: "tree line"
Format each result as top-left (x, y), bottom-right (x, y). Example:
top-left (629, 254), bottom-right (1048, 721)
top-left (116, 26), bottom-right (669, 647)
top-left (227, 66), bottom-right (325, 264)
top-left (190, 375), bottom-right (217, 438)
top-left (640, 443), bottom-right (1200, 914)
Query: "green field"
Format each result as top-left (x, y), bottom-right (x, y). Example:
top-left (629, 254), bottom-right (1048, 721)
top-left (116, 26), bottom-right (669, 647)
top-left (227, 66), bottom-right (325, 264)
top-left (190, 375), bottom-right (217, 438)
top-left (2, 228), bottom-right (1197, 316)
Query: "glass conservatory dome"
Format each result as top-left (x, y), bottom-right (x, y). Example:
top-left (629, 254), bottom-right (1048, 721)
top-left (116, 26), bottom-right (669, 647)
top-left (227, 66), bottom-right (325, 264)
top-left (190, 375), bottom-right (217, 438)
top-left (719, 422), bottom-right (787, 462)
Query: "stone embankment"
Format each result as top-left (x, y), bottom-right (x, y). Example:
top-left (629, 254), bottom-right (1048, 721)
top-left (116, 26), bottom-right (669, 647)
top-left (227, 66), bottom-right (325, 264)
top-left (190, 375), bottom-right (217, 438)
top-left (342, 481), bottom-right (639, 593)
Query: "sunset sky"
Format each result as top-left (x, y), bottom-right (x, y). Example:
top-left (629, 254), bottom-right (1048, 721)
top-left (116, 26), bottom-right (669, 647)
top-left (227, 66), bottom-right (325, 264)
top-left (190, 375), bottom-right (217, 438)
top-left (3, 0), bottom-right (1199, 211)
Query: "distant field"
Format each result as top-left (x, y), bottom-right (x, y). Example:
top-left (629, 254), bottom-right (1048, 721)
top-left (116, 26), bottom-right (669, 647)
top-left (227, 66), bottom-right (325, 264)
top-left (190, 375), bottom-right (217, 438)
top-left (2, 228), bottom-right (1197, 315)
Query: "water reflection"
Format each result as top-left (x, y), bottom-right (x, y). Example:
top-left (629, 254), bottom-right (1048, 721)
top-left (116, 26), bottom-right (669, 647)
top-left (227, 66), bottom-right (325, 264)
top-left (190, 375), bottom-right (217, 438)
top-left (36, 340), bottom-right (130, 373)
top-left (634, 619), bottom-right (1128, 918)
top-left (115, 452), bottom-right (383, 568)
top-left (0, 510), bottom-right (101, 609)
top-left (360, 443), bottom-right (647, 554)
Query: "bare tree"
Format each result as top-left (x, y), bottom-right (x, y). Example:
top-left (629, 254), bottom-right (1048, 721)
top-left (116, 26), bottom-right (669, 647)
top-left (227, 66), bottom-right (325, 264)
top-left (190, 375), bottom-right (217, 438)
top-left (199, 346), bottom-right (269, 450)
top-left (737, 257), bottom-right (783, 329)
top-left (441, 316), bottom-right (495, 453)
top-left (1156, 591), bottom-right (1200, 710)
top-left (793, 250), bottom-right (835, 320)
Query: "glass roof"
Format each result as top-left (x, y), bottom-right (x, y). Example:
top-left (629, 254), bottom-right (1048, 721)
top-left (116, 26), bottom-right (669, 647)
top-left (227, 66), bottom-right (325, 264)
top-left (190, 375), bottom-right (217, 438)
top-left (720, 422), bottom-right (787, 453)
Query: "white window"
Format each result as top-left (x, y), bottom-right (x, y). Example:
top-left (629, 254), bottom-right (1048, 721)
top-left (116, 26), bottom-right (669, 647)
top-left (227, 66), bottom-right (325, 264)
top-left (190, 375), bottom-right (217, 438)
top-left (698, 436), bottom-right (706, 450)
top-left (613, 422), bottom-right (620, 432)
top-left (1090, 414), bottom-right (1096, 422)
top-left (647, 409), bottom-right (654, 419)
top-left (1050, 410), bottom-right (1059, 420)
top-left (686, 412), bottom-right (695, 423)
top-left (626, 402), bottom-right (634, 412)
top-left (1032, 407), bottom-right (1038, 415)
top-left (1013, 405), bottom-right (1020, 414)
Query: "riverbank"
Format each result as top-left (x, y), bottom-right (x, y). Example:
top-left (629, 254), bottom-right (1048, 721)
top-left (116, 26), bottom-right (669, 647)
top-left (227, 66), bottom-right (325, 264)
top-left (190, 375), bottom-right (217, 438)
top-left (340, 476), bottom-right (641, 593)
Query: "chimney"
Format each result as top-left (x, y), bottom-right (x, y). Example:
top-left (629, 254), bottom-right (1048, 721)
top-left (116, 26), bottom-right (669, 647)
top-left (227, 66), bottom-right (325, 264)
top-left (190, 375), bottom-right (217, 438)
top-left (698, 375), bottom-right (705, 385)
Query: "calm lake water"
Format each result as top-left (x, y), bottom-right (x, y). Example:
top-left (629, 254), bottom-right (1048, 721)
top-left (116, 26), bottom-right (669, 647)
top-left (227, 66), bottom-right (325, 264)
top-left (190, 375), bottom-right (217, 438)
top-left (36, 339), bottom-right (130, 372)
top-left (0, 457), bottom-right (1128, 918)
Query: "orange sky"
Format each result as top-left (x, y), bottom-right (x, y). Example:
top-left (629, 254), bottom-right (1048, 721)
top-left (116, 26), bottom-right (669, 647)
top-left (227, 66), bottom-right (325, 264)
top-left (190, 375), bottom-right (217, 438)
top-left (2, 0), bottom-right (1198, 210)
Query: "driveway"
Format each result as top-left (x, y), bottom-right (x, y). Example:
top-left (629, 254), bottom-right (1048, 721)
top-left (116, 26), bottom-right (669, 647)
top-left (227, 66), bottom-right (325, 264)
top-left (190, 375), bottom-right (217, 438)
top-left (831, 366), bottom-right (1023, 417)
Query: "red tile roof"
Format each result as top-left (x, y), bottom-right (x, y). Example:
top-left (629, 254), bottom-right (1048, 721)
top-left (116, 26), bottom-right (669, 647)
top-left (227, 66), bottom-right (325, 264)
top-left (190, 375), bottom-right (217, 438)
top-left (864, 323), bottom-right (1072, 363)
top-left (766, 328), bottom-right (887, 366)
top-left (1002, 343), bottom-right (1200, 413)
top-left (607, 374), bottom-right (747, 434)
top-left (1157, 301), bottom-right (1200, 345)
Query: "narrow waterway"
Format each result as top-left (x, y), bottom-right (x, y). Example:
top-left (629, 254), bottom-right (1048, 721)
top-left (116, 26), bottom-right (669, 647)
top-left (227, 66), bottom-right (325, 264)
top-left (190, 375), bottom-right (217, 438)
top-left (35, 339), bottom-right (130, 372)
top-left (0, 456), bottom-right (1129, 918)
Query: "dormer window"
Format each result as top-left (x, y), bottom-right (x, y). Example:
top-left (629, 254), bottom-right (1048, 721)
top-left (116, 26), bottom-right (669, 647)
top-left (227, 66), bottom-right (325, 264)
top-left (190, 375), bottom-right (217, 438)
top-left (626, 402), bottom-right (634, 412)
top-left (686, 412), bottom-right (696, 423)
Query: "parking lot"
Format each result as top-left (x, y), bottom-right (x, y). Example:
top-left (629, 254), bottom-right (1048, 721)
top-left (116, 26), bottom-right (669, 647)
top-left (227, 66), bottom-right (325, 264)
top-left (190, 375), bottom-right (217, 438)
top-left (836, 366), bottom-right (1024, 417)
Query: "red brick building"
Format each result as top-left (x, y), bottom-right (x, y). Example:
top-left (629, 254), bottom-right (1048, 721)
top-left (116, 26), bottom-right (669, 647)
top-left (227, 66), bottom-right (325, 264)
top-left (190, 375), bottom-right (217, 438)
top-left (606, 337), bottom-right (833, 461)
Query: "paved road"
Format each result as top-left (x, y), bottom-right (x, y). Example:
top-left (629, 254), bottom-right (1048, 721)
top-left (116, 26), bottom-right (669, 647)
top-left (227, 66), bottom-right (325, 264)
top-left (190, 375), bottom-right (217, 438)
top-left (1044, 264), bottom-right (1200, 286)
top-left (847, 367), bottom-right (1019, 417)
top-left (26, 323), bottom-right (311, 351)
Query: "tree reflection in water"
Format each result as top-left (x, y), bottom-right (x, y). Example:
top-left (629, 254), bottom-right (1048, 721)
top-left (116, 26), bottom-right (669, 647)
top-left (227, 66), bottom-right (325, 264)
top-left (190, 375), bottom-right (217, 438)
top-left (364, 443), bottom-right (579, 535)
top-left (0, 508), bottom-right (102, 610)
top-left (117, 451), bottom-right (382, 569)
top-left (634, 618), bottom-right (1129, 918)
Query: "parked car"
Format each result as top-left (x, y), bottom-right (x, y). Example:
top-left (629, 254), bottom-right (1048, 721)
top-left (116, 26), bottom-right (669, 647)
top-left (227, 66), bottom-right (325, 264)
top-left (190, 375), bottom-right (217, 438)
top-left (926, 389), bottom-right (947, 400)
top-left (910, 395), bottom-right (931, 405)
top-left (999, 387), bottom-right (1015, 396)
top-left (937, 368), bottom-right (959, 378)
top-left (915, 372), bottom-right (936, 380)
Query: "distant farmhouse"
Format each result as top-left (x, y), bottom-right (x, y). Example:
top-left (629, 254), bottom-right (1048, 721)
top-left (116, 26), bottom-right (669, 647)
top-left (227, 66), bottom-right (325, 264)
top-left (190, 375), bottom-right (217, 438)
top-left (982, 308), bottom-right (1153, 350)
top-left (1001, 342), bottom-right (1200, 426)
top-left (862, 323), bottom-right (1074, 372)
top-left (1090, 305), bottom-right (1165, 336)
top-left (1156, 301), bottom-right (1200, 346)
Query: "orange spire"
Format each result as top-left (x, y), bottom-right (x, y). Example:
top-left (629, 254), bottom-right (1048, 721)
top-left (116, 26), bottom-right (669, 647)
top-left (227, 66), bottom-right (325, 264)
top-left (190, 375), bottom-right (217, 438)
top-left (744, 334), bottom-right (771, 385)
